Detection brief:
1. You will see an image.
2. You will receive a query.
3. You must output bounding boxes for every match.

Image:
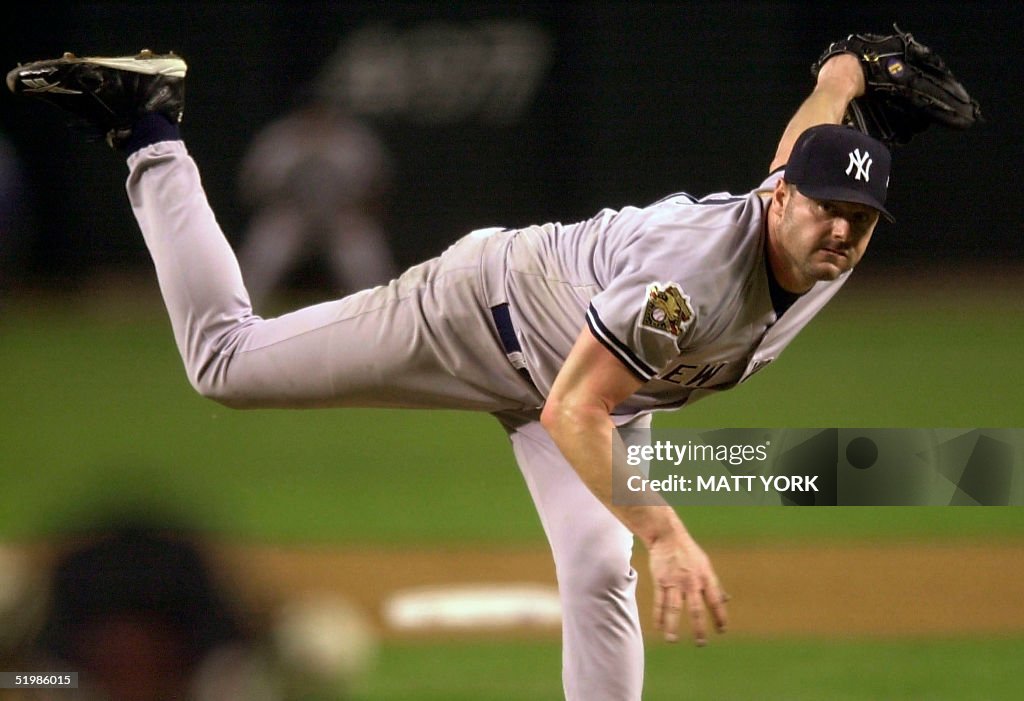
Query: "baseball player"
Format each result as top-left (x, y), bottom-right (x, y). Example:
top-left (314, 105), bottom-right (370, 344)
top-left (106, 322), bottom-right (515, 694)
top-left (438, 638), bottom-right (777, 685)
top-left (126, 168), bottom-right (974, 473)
top-left (8, 49), bottom-right (885, 700)
top-left (235, 99), bottom-right (398, 309)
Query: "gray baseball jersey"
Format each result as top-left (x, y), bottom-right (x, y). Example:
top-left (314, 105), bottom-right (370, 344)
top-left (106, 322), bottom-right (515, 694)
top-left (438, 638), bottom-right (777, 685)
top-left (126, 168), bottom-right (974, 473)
top-left (492, 170), bottom-right (849, 416)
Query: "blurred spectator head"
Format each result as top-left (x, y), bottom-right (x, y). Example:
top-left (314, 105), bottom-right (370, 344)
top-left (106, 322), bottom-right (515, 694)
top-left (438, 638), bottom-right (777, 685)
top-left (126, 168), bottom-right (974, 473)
top-left (34, 521), bottom-right (267, 701)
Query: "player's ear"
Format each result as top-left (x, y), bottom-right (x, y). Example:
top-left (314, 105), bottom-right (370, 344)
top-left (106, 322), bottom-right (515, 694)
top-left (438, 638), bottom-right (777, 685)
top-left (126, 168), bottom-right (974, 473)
top-left (771, 179), bottom-right (791, 215)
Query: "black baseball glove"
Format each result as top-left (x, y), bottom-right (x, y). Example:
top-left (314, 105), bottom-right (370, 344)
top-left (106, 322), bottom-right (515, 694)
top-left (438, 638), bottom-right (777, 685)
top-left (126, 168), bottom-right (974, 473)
top-left (811, 25), bottom-right (982, 146)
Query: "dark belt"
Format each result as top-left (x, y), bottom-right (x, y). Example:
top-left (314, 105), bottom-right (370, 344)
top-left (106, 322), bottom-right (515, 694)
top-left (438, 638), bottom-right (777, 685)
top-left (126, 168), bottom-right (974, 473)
top-left (490, 303), bottom-right (536, 387)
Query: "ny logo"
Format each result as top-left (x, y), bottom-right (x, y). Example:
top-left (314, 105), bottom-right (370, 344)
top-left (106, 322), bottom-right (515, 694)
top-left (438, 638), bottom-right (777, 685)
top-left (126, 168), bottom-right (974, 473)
top-left (845, 149), bottom-right (873, 182)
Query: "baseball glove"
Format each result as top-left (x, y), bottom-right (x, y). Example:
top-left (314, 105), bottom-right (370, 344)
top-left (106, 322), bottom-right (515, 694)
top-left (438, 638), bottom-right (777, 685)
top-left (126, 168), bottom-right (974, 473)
top-left (811, 25), bottom-right (982, 146)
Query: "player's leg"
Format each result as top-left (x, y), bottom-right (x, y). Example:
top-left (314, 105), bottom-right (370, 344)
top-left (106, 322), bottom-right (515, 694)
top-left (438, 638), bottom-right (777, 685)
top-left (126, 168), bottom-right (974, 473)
top-left (8, 53), bottom-right (538, 413)
top-left (498, 412), bottom-right (646, 701)
top-left (127, 139), bottom-right (536, 412)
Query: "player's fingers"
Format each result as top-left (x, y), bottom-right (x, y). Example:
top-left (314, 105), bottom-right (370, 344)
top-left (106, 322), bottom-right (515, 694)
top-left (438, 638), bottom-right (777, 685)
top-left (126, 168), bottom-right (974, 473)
top-left (686, 585), bottom-right (709, 647)
top-left (705, 580), bottom-right (729, 634)
top-left (660, 585), bottom-right (683, 643)
top-left (652, 583), bottom-right (666, 631)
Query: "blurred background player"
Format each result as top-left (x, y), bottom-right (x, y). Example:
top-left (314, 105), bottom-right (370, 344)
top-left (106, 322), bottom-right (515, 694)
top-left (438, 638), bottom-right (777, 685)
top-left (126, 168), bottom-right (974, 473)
top-left (236, 93), bottom-right (398, 310)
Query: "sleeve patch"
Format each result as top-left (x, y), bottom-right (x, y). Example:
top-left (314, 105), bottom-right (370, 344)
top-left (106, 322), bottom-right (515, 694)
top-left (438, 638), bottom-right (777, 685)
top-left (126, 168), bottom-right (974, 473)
top-left (641, 282), bottom-right (695, 340)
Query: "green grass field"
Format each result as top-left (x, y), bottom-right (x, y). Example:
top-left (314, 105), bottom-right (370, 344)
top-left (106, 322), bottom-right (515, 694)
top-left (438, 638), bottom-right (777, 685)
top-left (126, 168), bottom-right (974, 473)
top-left (1, 269), bottom-right (1022, 699)
top-left (2, 270), bottom-right (1021, 544)
top-left (357, 637), bottom-right (1024, 701)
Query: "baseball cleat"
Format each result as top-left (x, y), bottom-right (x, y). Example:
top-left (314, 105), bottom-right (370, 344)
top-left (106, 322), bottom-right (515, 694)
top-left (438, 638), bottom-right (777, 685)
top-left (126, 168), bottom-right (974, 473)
top-left (6, 50), bottom-right (187, 149)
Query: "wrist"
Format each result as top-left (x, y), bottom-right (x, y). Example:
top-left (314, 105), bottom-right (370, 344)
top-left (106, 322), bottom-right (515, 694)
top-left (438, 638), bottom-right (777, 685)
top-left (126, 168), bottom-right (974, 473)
top-left (816, 53), bottom-right (866, 100)
top-left (638, 507), bottom-right (689, 549)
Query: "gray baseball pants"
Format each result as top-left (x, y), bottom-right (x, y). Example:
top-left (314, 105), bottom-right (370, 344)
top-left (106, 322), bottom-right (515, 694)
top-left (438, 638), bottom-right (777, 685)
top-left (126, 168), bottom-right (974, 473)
top-left (127, 141), bottom-right (647, 700)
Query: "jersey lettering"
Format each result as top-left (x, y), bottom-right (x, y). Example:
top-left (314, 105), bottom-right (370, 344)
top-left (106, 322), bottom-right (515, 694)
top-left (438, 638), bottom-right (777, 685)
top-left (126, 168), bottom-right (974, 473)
top-left (688, 362), bottom-right (727, 386)
top-left (662, 363), bottom-right (696, 384)
top-left (660, 361), bottom-right (728, 387)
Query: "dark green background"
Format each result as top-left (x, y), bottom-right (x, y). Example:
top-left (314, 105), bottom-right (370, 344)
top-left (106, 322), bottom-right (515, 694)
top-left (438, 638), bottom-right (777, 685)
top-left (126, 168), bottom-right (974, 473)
top-left (2, 268), bottom-right (1021, 544)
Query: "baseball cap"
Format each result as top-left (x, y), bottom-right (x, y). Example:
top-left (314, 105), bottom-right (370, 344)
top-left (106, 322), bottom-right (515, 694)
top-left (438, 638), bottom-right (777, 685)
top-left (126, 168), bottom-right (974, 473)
top-left (785, 124), bottom-right (894, 223)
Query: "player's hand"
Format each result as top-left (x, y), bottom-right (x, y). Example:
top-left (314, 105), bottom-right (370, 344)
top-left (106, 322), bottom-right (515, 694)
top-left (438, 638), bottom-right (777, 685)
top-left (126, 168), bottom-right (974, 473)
top-left (648, 532), bottom-right (728, 646)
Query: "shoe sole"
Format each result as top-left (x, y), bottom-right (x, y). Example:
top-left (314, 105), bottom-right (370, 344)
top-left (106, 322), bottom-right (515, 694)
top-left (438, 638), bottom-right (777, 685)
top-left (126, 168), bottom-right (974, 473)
top-left (7, 51), bottom-right (187, 94)
top-left (86, 53), bottom-right (187, 78)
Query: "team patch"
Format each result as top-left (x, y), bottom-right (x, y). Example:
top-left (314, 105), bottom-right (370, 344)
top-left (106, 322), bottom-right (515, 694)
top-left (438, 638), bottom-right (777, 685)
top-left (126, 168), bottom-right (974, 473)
top-left (641, 282), bottom-right (694, 339)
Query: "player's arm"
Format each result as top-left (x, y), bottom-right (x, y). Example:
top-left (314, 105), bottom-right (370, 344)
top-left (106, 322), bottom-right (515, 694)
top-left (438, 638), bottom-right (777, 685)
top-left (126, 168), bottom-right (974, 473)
top-left (768, 53), bottom-right (866, 172)
top-left (540, 327), bottom-right (728, 645)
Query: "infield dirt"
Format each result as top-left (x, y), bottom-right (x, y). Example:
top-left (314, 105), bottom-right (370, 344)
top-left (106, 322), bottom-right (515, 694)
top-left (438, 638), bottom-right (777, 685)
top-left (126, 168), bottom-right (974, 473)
top-left (202, 540), bottom-right (1024, 640)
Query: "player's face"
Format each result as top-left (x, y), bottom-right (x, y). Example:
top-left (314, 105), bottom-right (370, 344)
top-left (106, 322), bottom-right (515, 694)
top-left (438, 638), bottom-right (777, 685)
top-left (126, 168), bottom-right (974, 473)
top-left (771, 184), bottom-right (879, 292)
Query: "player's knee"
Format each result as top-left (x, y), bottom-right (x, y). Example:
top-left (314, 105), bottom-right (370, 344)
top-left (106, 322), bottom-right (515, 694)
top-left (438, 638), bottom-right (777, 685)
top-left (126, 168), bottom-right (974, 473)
top-left (187, 371), bottom-right (252, 409)
top-left (190, 380), bottom-right (236, 407)
top-left (556, 544), bottom-right (636, 605)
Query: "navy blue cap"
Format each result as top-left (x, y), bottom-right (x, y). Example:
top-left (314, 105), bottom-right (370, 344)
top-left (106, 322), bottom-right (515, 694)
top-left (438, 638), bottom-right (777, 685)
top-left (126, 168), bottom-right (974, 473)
top-left (786, 124), bottom-right (894, 223)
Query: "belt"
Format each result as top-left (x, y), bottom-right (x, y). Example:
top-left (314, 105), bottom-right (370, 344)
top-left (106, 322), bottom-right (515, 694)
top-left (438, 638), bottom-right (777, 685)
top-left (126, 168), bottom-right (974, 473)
top-left (490, 303), bottom-right (536, 387)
